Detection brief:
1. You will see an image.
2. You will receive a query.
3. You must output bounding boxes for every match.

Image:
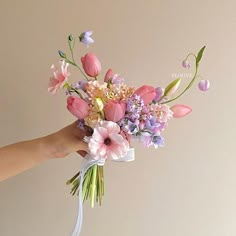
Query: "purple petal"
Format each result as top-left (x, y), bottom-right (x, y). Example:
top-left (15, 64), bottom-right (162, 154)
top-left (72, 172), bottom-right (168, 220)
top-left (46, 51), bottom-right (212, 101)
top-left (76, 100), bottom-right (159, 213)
top-left (198, 79), bottom-right (210, 91)
top-left (182, 60), bottom-right (191, 69)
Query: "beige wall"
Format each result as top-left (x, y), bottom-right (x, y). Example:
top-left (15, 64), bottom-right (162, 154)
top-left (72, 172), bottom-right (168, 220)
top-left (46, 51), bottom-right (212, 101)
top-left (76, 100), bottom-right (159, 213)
top-left (0, 0), bottom-right (235, 235)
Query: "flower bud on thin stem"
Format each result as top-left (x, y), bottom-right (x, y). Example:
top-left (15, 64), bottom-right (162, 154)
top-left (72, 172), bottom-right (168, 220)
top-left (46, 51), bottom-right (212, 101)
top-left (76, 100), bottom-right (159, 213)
top-left (58, 50), bottom-right (66, 58)
top-left (164, 78), bottom-right (181, 97)
top-left (68, 34), bottom-right (73, 41)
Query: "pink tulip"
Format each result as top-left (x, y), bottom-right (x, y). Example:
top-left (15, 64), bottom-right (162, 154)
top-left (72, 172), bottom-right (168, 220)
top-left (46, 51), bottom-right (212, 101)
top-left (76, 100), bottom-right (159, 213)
top-left (134, 85), bottom-right (156, 105)
top-left (81, 53), bottom-right (101, 77)
top-left (67, 96), bottom-right (90, 119)
top-left (104, 69), bottom-right (114, 82)
top-left (104, 101), bottom-right (126, 122)
top-left (171, 104), bottom-right (192, 118)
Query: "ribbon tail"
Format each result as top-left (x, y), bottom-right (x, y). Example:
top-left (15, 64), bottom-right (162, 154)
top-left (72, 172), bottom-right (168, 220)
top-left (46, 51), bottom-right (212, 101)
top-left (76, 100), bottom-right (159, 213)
top-left (71, 158), bottom-right (99, 236)
top-left (71, 170), bottom-right (84, 236)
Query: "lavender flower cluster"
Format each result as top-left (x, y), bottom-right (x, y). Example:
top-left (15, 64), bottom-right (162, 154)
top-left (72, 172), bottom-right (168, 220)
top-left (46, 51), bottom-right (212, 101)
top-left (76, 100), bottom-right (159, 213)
top-left (119, 94), bottom-right (171, 148)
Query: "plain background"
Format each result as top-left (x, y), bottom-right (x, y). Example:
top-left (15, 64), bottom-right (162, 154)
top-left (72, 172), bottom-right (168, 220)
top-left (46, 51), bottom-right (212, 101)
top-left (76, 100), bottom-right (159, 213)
top-left (0, 0), bottom-right (235, 235)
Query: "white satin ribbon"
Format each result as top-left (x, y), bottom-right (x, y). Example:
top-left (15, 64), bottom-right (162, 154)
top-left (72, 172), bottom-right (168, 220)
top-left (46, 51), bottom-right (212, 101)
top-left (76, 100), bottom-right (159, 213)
top-left (71, 148), bottom-right (135, 236)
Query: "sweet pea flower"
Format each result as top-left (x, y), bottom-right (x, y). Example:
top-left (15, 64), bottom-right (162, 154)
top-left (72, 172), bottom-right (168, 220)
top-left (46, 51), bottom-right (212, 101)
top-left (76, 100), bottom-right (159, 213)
top-left (134, 85), bottom-right (156, 105)
top-left (182, 59), bottom-right (191, 69)
top-left (153, 87), bottom-right (165, 102)
top-left (48, 60), bottom-right (70, 94)
top-left (104, 101), bottom-right (126, 122)
top-left (79, 31), bottom-right (94, 46)
top-left (81, 53), bottom-right (101, 77)
top-left (104, 69), bottom-right (124, 84)
top-left (88, 121), bottom-right (130, 160)
top-left (198, 79), bottom-right (210, 91)
top-left (171, 104), bottom-right (192, 118)
top-left (67, 96), bottom-right (90, 119)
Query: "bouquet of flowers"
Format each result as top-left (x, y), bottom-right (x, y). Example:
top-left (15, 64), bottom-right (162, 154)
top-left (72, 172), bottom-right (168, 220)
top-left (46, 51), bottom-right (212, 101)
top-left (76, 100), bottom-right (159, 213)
top-left (48, 31), bottom-right (209, 235)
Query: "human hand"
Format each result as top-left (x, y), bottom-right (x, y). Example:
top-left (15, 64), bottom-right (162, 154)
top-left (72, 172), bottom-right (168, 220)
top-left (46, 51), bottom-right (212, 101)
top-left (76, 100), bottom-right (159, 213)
top-left (46, 121), bottom-right (92, 159)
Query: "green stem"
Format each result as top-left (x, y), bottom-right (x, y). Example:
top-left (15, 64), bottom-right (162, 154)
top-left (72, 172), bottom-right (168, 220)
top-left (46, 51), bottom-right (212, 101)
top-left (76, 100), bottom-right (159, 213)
top-left (69, 87), bottom-right (83, 98)
top-left (66, 171), bottom-right (80, 185)
top-left (65, 59), bottom-right (89, 81)
top-left (101, 166), bottom-right (104, 196)
top-left (161, 58), bottom-right (199, 104)
top-left (185, 53), bottom-right (196, 61)
top-left (98, 166), bottom-right (103, 205)
top-left (66, 39), bottom-right (90, 81)
top-left (82, 167), bottom-right (92, 202)
top-left (90, 165), bottom-right (98, 208)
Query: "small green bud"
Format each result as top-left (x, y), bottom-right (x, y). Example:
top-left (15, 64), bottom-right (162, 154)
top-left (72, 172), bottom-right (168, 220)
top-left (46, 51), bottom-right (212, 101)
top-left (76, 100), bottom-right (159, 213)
top-left (68, 34), bottom-right (73, 41)
top-left (58, 50), bottom-right (66, 58)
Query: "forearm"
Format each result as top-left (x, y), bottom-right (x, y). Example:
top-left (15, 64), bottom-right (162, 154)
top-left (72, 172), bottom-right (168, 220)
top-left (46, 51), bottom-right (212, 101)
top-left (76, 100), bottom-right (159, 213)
top-left (0, 122), bottom-right (88, 182)
top-left (0, 136), bottom-right (53, 182)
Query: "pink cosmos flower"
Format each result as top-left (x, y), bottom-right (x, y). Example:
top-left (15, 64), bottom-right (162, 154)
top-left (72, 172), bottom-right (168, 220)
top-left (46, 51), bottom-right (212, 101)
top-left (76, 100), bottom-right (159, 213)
top-left (48, 60), bottom-right (70, 94)
top-left (88, 121), bottom-right (130, 161)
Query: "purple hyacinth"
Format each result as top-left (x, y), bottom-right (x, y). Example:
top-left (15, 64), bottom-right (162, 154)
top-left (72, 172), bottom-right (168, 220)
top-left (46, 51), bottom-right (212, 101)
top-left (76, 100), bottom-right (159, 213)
top-left (126, 94), bottom-right (144, 121)
top-left (119, 119), bottom-right (139, 135)
top-left (152, 135), bottom-right (165, 148)
top-left (126, 120), bottom-right (139, 134)
top-left (145, 116), bottom-right (161, 133)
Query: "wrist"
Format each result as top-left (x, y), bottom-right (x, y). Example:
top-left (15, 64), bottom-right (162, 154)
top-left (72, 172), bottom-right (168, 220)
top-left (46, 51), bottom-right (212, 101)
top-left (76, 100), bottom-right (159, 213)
top-left (37, 133), bottom-right (60, 160)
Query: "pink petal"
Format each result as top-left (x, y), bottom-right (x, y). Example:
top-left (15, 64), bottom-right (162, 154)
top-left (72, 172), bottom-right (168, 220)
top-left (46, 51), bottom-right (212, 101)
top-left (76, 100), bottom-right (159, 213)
top-left (92, 128), bottom-right (107, 143)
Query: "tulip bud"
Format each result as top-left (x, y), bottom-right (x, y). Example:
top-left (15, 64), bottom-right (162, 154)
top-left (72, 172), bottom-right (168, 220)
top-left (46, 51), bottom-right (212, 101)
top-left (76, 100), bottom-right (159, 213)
top-left (104, 101), bottom-right (126, 122)
top-left (134, 85), bottom-right (156, 105)
top-left (81, 53), bottom-right (101, 77)
top-left (164, 78), bottom-right (181, 96)
top-left (171, 104), bottom-right (192, 118)
top-left (67, 96), bottom-right (90, 119)
top-left (58, 50), bottom-right (66, 59)
top-left (68, 34), bottom-right (73, 41)
top-left (104, 69), bottom-right (114, 82)
top-left (198, 79), bottom-right (210, 91)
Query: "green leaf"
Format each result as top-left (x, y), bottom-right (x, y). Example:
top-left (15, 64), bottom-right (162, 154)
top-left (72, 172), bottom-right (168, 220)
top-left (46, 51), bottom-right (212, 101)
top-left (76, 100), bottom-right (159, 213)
top-left (196, 46), bottom-right (206, 64)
